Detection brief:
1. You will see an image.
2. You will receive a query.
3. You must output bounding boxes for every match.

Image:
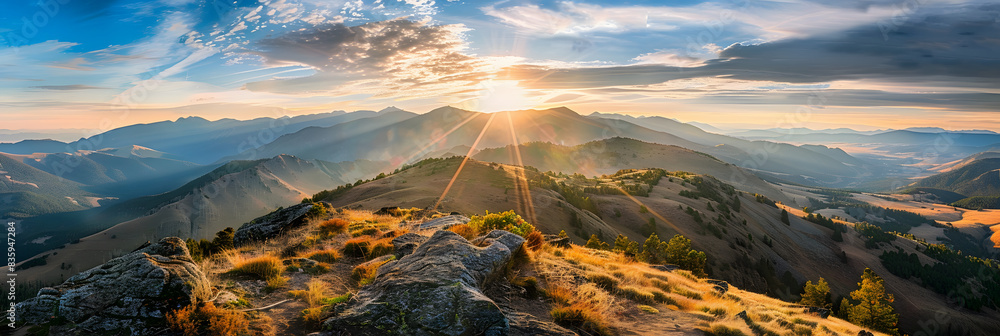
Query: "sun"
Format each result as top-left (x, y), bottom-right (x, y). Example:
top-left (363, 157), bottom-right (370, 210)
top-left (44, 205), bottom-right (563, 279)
top-left (470, 80), bottom-right (536, 113)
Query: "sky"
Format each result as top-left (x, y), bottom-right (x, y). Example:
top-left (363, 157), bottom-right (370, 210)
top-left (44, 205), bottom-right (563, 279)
top-left (1, 0), bottom-right (998, 133)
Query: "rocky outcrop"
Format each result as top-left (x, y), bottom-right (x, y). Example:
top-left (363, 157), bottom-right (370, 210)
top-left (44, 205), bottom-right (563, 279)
top-left (417, 214), bottom-right (470, 230)
top-left (322, 230), bottom-right (526, 335)
top-left (16, 237), bottom-right (208, 335)
top-left (391, 232), bottom-right (429, 259)
top-left (234, 203), bottom-right (313, 245)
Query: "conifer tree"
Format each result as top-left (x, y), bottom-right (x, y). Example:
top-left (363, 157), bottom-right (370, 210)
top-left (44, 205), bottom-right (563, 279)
top-left (844, 268), bottom-right (899, 335)
top-left (799, 277), bottom-right (832, 308)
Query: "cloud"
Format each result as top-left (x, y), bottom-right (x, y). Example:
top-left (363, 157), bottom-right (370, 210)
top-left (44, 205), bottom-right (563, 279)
top-left (504, 3), bottom-right (1000, 90)
top-left (245, 18), bottom-right (490, 97)
top-left (30, 85), bottom-right (110, 90)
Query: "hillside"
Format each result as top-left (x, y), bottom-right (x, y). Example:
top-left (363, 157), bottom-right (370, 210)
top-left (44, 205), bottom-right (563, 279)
top-left (472, 137), bottom-right (793, 205)
top-left (912, 157), bottom-right (1000, 196)
top-left (0, 153), bottom-right (93, 218)
top-left (13, 155), bottom-right (392, 286)
top-left (12, 206), bottom-right (905, 336)
top-left (307, 157), bottom-right (1000, 335)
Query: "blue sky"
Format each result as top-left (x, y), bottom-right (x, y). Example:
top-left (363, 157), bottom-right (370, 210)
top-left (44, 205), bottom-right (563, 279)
top-left (1, 0), bottom-right (999, 132)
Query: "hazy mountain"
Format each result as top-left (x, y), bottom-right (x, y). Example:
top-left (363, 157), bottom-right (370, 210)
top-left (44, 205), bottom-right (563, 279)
top-left (0, 129), bottom-right (88, 143)
top-left (0, 109), bottom-right (402, 164)
top-left (0, 139), bottom-right (71, 154)
top-left (16, 154), bottom-right (391, 284)
top-left (587, 112), bottom-right (876, 187)
top-left (245, 107), bottom-right (872, 188)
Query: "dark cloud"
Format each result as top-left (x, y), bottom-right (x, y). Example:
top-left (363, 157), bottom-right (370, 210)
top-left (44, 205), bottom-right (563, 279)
top-left (30, 84), bottom-right (110, 90)
top-left (505, 3), bottom-right (1000, 89)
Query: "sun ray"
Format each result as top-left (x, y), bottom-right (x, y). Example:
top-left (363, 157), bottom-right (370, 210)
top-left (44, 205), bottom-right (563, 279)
top-left (396, 111), bottom-right (482, 167)
top-left (505, 110), bottom-right (537, 224)
top-left (434, 113), bottom-right (497, 211)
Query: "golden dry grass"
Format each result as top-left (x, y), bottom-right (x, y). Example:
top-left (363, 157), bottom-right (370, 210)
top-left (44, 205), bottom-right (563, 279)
top-left (224, 252), bottom-right (282, 280)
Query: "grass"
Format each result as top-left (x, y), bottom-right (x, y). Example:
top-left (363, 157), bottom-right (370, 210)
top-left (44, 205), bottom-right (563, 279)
top-left (586, 273), bottom-right (619, 291)
top-left (342, 237), bottom-right (373, 258)
top-left (265, 275), bottom-right (288, 291)
top-left (550, 303), bottom-right (612, 336)
top-left (448, 224), bottom-right (477, 240)
top-left (351, 256), bottom-right (395, 286)
top-left (703, 324), bottom-right (748, 336)
top-left (638, 305), bottom-right (659, 314)
top-left (289, 279), bottom-right (329, 307)
top-left (307, 249), bottom-right (340, 263)
top-left (318, 218), bottom-right (349, 237)
top-left (225, 253), bottom-right (282, 280)
top-left (617, 285), bottom-right (655, 304)
top-left (166, 302), bottom-right (252, 336)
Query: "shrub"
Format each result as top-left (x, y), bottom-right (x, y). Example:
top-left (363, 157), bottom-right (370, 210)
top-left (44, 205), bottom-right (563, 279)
top-left (448, 224), bottom-right (477, 240)
top-left (307, 249), bottom-right (340, 263)
top-left (617, 285), bottom-right (655, 304)
top-left (342, 237), bottom-right (373, 258)
top-left (586, 273), bottom-right (619, 291)
top-left (544, 284), bottom-right (574, 306)
top-left (318, 219), bottom-right (349, 237)
top-left (228, 255), bottom-right (282, 280)
top-left (166, 302), bottom-right (251, 336)
top-left (550, 303), bottom-right (611, 336)
top-left (468, 210), bottom-right (535, 237)
top-left (526, 231), bottom-right (544, 251)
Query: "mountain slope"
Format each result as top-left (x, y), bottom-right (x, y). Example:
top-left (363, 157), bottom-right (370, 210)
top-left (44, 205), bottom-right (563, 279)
top-left (0, 153), bottom-right (93, 218)
top-left (472, 137), bottom-right (793, 204)
top-left (14, 155), bottom-right (392, 285)
top-left (912, 157), bottom-right (1000, 196)
top-left (310, 157), bottom-right (1000, 335)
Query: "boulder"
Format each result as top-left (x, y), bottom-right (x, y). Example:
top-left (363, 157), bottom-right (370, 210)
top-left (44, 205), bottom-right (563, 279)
top-left (322, 230), bottom-right (526, 335)
top-left (16, 237), bottom-right (208, 335)
top-left (417, 215), bottom-right (470, 230)
top-left (234, 203), bottom-right (313, 245)
top-left (544, 234), bottom-right (570, 248)
top-left (705, 279), bottom-right (729, 295)
top-left (392, 232), bottom-right (429, 259)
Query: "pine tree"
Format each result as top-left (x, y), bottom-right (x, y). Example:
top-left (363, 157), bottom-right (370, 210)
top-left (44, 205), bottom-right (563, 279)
top-left (585, 234), bottom-right (605, 250)
top-left (781, 209), bottom-right (790, 225)
top-left (613, 234), bottom-right (632, 253)
top-left (640, 233), bottom-right (661, 263)
top-left (845, 268), bottom-right (899, 335)
top-left (799, 277), bottom-right (832, 308)
top-left (664, 234), bottom-right (691, 265)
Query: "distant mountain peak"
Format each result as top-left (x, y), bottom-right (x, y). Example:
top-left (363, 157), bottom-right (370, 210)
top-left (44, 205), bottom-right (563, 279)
top-left (378, 106), bottom-right (406, 114)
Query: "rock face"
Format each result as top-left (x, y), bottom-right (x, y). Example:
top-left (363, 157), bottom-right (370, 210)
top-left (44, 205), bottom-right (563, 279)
top-left (16, 237), bottom-right (208, 335)
top-left (234, 202), bottom-right (313, 245)
top-left (323, 230), bottom-right (525, 336)
top-left (417, 215), bottom-right (470, 230)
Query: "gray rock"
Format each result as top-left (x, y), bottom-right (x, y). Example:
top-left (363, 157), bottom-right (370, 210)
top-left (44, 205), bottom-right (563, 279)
top-left (213, 291), bottom-right (241, 307)
top-left (234, 203), bottom-right (313, 245)
top-left (322, 230), bottom-right (526, 335)
top-left (392, 232), bottom-right (429, 259)
top-left (544, 234), bottom-right (570, 248)
top-left (417, 215), bottom-right (470, 230)
top-left (705, 279), bottom-right (729, 295)
top-left (16, 237), bottom-right (208, 335)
